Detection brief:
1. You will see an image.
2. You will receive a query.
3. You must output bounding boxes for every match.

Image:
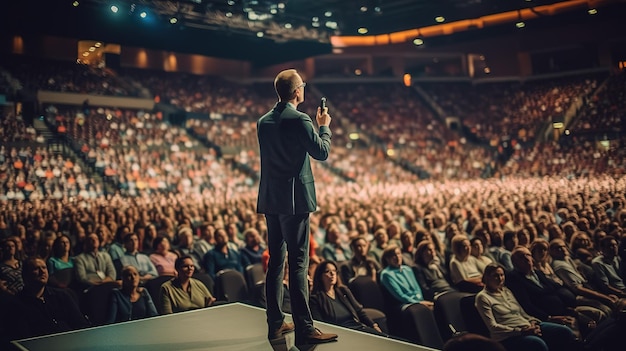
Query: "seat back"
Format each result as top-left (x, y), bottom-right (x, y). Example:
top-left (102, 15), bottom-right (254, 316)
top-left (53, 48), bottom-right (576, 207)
top-left (433, 290), bottom-right (474, 342)
top-left (192, 271), bottom-right (215, 295)
top-left (49, 267), bottom-right (75, 288)
top-left (214, 269), bottom-right (249, 303)
top-left (347, 276), bottom-right (386, 312)
top-left (377, 277), bottom-right (404, 331)
top-left (80, 282), bottom-right (118, 326)
top-left (244, 263), bottom-right (265, 289)
top-left (244, 263), bottom-right (266, 306)
top-left (402, 303), bottom-right (445, 349)
top-left (144, 275), bottom-right (175, 314)
top-left (459, 294), bottom-right (490, 337)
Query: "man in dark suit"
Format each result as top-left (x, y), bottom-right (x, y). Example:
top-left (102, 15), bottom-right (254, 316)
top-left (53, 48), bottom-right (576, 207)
top-left (507, 246), bottom-right (604, 338)
top-left (257, 68), bottom-right (337, 346)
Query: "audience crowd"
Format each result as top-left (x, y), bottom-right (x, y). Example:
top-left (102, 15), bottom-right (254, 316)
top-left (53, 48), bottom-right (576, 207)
top-left (0, 56), bottom-right (625, 351)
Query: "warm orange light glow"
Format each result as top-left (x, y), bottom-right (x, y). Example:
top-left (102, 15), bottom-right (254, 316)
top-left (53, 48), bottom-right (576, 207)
top-left (12, 35), bottom-right (24, 54)
top-left (331, 0), bottom-right (610, 47)
top-left (403, 73), bottom-right (411, 87)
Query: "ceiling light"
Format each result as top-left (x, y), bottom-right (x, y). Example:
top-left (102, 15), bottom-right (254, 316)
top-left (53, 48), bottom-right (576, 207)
top-left (413, 38), bottom-right (424, 46)
top-left (277, 3), bottom-right (285, 9)
top-left (139, 11), bottom-right (147, 18)
top-left (360, 6), bottom-right (368, 12)
top-left (515, 21), bottom-right (525, 28)
top-left (284, 23), bottom-right (292, 29)
top-left (72, 1), bottom-right (79, 7)
top-left (170, 16), bottom-right (178, 24)
top-left (227, 0), bottom-right (235, 5)
top-left (588, 8), bottom-right (598, 15)
top-left (325, 21), bottom-right (337, 29)
top-left (374, 6), bottom-right (381, 14)
top-left (256, 31), bottom-right (264, 37)
top-left (110, 5), bottom-right (119, 13)
top-left (435, 16), bottom-right (445, 23)
top-left (324, 11), bottom-right (332, 17)
top-left (357, 27), bottom-right (368, 34)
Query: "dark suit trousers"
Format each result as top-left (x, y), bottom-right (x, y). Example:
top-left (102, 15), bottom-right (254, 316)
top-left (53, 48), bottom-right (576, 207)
top-left (265, 213), bottom-right (314, 339)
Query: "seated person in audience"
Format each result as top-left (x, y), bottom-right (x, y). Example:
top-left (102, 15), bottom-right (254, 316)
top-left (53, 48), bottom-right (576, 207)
top-left (530, 239), bottom-right (564, 286)
top-left (379, 245), bottom-right (433, 310)
top-left (340, 236), bottom-right (381, 284)
top-left (449, 235), bottom-right (485, 293)
top-left (489, 230), bottom-right (515, 272)
top-left (173, 226), bottom-right (203, 271)
top-left (106, 265), bottom-right (158, 324)
top-left (240, 227), bottom-right (265, 268)
top-left (108, 226), bottom-right (130, 262)
top-left (369, 228), bottom-right (389, 264)
top-left (193, 222), bottom-right (215, 260)
top-left (470, 237), bottom-right (493, 267)
top-left (472, 228), bottom-right (496, 262)
top-left (570, 231), bottom-right (596, 258)
top-left (516, 228), bottom-right (532, 248)
top-left (225, 223), bottom-right (244, 250)
top-left (0, 237), bottom-right (24, 295)
top-left (321, 223), bottom-right (351, 263)
top-left (203, 228), bottom-right (243, 279)
top-left (74, 233), bottom-right (118, 289)
top-left (591, 236), bottom-right (626, 298)
top-left (309, 260), bottom-right (385, 336)
top-left (413, 240), bottom-right (456, 301)
top-left (149, 236), bottom-right (178, 277)
top-left (399, 230), bottom-right (416, 267)
top-left (500, 230), bottom-right (519, 271)
top-left (507, 246), bottom-right (601, 337)
top-left (9, 257), bottom-right (90, 339)
top-left (46, 234), bottom-right (75, 288)
top-left (142, 224), bottom-right (159, 254)
top-left (160, 255), bottom-right (216, 314)
top-left (475, 263), bottom-right (579, 351)
top-left (118, 232), bottom-right (158, 284)
top-left (549, 238), bottom-right (622, 316)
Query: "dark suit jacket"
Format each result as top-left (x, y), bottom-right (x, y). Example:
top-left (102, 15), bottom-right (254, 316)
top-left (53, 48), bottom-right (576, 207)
top-left (505, 268), bottom-right (577, 320)
top-left (256, 102), bottom-right (331, 215)
top-left (310, 285), bottom-right (375, 328)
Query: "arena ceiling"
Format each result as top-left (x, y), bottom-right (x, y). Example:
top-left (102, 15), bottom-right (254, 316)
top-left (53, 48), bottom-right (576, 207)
top-left (3, 0), bottom-right (624, 66)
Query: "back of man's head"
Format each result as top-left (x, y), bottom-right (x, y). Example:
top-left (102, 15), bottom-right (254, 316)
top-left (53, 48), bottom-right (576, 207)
top-left (274, 69), bottom-right (299, 101)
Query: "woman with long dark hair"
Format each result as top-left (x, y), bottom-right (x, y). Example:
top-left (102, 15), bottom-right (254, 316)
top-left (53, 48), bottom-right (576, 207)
top-left (309, 260), bottom-right (385, 336)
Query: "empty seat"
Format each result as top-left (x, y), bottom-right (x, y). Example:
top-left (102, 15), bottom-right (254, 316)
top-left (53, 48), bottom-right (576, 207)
top-left (347, 276), bottom-right (386, 313)
top-left (433, 290), bottom-right (474, 342)
top-left (214, 269), bottom-right (249, 303)
top-left (144, 275), bottom-right (175, 314)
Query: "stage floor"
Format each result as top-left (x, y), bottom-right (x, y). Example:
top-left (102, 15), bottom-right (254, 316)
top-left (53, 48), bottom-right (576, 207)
top-left (11, 303), bottom-right (438, 351)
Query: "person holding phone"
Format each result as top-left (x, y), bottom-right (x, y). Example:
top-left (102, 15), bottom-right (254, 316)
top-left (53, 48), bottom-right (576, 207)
top-left (257, 69), bottom-right (337, 346)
